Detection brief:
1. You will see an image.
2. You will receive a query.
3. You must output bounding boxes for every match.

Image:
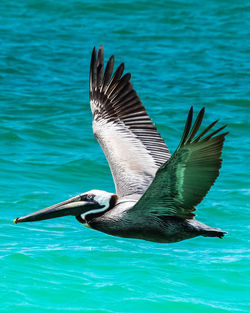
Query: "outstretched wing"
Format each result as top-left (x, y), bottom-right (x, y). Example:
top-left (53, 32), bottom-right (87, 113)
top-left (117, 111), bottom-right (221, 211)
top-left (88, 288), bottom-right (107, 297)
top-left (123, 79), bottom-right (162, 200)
top-left (89, 46), bottom-right (171, 197)
top-left (130, 107), bottom-right (228, 219)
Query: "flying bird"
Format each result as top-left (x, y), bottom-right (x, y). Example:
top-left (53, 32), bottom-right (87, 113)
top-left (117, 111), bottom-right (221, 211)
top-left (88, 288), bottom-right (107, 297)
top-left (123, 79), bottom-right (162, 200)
top-left (14, 46), bottom-right (228, 243)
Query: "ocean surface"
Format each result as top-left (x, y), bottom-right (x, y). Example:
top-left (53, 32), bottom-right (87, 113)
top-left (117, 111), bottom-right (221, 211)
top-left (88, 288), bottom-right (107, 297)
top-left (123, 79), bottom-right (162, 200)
top-left (0, 1), bottom-right (249, 312)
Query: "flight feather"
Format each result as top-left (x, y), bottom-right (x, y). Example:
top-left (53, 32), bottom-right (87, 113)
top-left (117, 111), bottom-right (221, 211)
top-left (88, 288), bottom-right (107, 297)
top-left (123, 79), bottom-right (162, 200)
top-left (130, 107), bottom-right (228, 219)
top-left (89, 46), bottom-right (171, 197)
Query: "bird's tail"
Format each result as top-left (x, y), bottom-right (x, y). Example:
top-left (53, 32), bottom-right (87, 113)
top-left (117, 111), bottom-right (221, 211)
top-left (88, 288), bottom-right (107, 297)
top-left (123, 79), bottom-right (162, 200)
top-left (201, 227), bottom-right (227, 239)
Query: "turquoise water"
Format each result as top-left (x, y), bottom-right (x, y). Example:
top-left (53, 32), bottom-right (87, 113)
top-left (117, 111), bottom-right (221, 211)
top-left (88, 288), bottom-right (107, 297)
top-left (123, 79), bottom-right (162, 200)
top-left (1, 0), bottom-right (249, 312)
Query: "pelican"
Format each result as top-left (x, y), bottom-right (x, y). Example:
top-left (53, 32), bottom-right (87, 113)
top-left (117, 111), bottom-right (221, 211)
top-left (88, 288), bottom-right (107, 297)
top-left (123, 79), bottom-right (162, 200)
top-left (14, 46), bottom-right (228, 243)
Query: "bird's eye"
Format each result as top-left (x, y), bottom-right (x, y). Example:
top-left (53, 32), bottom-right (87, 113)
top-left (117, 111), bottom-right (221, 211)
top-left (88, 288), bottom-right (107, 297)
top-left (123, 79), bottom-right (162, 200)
top-left (79, 194), bottom-right (95, 201)
top-left (87, 194), bottom-right (95, 200)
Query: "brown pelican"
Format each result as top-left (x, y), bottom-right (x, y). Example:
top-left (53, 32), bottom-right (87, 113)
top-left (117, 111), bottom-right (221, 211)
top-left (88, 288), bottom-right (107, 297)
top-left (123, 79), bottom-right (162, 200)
top-left (14, 46), bottom-right (228, 243)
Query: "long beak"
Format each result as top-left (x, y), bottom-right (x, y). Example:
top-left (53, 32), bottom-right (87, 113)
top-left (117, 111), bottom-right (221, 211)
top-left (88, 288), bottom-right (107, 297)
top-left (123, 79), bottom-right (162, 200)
top-left (14, 196), bottom-right (94, 224)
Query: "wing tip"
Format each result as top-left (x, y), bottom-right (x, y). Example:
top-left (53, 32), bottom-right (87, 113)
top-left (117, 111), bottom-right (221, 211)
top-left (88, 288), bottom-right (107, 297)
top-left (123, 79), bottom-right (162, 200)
top-left (201, 124), bottom-right (228, 142)
top-left (90, 47), bottom-right (97, 94)
top-left (178, 106), bottom-right (193, 148)
top-left (179, 107), bottom-right (229, 147)
top-left (97, 45), bottom-right (104, 62)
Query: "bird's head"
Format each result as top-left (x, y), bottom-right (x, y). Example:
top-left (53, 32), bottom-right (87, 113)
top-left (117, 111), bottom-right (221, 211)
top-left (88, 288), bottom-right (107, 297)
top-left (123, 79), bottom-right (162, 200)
top-left (14, 190), bottom-right (117, 225)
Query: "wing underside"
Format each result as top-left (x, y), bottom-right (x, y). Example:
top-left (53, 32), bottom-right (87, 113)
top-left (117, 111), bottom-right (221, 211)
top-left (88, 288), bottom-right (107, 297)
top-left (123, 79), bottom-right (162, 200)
top-left (89, 46), bottom-right (171, 197)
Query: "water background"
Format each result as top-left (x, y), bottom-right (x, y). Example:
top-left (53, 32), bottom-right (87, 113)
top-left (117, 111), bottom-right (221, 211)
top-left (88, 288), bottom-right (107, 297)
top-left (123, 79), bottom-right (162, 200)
top-left (0, 1), bottom-right (249, 312)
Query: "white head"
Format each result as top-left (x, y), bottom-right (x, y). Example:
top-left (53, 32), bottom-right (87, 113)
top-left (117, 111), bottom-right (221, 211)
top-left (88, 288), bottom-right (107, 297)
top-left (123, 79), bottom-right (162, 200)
top-left (84, 190), bottom-right (114, 210)
top-left (79, 190), bottom-right (117, 222)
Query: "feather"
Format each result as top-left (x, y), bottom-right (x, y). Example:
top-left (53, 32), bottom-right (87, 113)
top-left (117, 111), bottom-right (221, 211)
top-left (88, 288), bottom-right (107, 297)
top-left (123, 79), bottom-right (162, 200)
top-left (131, 107), bottom-right (228, 219)
top-left (89, 46), bottom-right (171, 197)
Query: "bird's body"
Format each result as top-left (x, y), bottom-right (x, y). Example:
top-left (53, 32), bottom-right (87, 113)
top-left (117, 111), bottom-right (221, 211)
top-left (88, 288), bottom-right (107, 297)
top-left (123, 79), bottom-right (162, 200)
top-left (15, 46), bottom-right (228, 243)
top-left (87, 198), bottom-right (225, 243)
